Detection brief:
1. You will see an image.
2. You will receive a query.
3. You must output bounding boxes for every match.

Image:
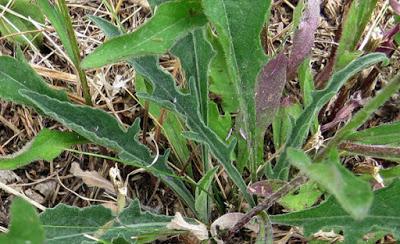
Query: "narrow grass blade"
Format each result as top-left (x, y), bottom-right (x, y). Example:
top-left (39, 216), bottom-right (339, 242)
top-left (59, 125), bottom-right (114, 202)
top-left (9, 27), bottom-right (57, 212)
top-left (345, 121), bottom-right (400, 145)
top-left (335, 0), bottom-right (379, 69)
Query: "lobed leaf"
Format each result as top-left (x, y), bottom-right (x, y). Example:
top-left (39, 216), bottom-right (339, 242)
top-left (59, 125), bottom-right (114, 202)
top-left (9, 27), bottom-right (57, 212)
top-left (21, 90), bottom-right (195, 212)
top-left (0, 56), bottom-right (67, 107)
top-left (0, 129), bottom-right (87, 170)
top-left (286, 148), bottom-right (373, 220)
top-left (0, 198), bottom-right (44, 244)
top-left (273, 53), bottom-right (388, 179)
top-left (271, 180), bottom-right (400, 243)
top-left (40, 199), bottom-right (179, 244)
top-left (201, 0), bottom-right (272, 173)
top-left (90, 16), bottom-right (255, 206)
top-left (81, 0), bottom-right (208, 69)
top-left (135, 75), bottom-right (191, 166)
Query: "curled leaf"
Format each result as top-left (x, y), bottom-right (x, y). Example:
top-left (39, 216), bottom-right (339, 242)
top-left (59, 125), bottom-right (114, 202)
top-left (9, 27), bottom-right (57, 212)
top-left (210, 213), bottom-right (259, 243)
top-left (167, 212), bottom-right (208, 241)
top-left (70, 162), bottom-right (115, 194)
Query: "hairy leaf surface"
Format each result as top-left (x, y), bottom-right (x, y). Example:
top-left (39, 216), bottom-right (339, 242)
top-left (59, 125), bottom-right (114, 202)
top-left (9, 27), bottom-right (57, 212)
top-left (0, 56), bottom-right (67, 107)
top-left (0, 129), bottom-right (87, 170)
top-left (287, 0), bottom-right (320, 80)
top-left (40, 200), bottom-right (178, 244)
top-left (201, 0), bottom-right (271, 173)
top-left (345, 121), bottom-right (400, 145)
top-left (90, 16), bottom-right (254, 206)
top-left (0, 0), bottom-right (44, 46)
top-left (271, 180), bottom-right (400, 243)
top-left (21, 90), bottom-right (195, 212)
top-left (81, 0), bottom-right (207, 69)
top-left (0, 198), bottom-right (44, 244)
top-left (287, 148), bottom-right (373, 219)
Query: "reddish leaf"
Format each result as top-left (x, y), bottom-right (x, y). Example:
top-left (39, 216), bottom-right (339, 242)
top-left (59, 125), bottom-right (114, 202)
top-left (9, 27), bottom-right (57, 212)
top-left (390, 0), bottom-right (400, 15)
top-left (256, 54), bottom-right (288, 132)
top-left (247, 179), bottom-right (285, 197)
top-left (287, 0), bottom-right (321, 80)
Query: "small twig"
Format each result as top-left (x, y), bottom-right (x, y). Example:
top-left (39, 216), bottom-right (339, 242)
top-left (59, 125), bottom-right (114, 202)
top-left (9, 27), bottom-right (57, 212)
top-left (224, 175), bottom-right (308, 241)
top-left (339, 142), bottom-right (400, 159)
top-left (0, 181), bottom-right (46, 211)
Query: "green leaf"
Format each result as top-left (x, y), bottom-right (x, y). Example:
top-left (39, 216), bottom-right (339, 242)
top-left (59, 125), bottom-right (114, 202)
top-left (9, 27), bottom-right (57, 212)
top-left (81, 0), bottom-right (207, 69)
top-left (273, 53), bottom-right (388, 179)
top-left (0, 198), bottom-right (44, 244)
top-left (201, 0), bottom-right (272, 174)
top-left (135, 75), bottom-right (190, 166)
top-left (0, 0), bottom-right (44, 46)
top-left (271, 180), bottom-right (400, 243)
top-left (345, 121), bottom-right (400, 145)
top-left (99, 200), bottom-right (177, 243)
top-left (207, 29), bottom-right (238, 114)
top-left (279, 181), bottom-right (323, 212)
top-left (40, 204), bottom-right (113, 244)
top-left (40, 200), bottom-right (180, 244)
top-left (133, 56), bottom-right (254, 205)
top-left (0, 56), bottom-right (67, 107)
top-left (195, 167), bottom-right (218, 223)
top-left (335, 0), bottom-right (379, 69)
top-left (272, 102), bottom-right (302, 150)
top-left (287, 148), bottom-right (373, 220)
top-left (0, 129), bottom-right (87, 170)
top-left (37, 0), bottom-right (79, 66)
top-left (89, 16), bottom-right (254, 206)
top-left (208, 102), bottom-right (232, 140)
top-left (21, 90), bottom-right (195, 212)
top-left (171, 29), bottom-right (213, 123)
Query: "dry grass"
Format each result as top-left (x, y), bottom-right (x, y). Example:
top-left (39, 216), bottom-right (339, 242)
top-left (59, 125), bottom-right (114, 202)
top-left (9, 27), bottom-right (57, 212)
top-left (0, 0), bottom-right (398, 242)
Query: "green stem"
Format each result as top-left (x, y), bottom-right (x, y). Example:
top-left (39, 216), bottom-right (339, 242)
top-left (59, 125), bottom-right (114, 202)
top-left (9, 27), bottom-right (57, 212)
top-left (316, 73), bottom-right (400, 161)
top-left (58, 0), bottom-right (92, 106)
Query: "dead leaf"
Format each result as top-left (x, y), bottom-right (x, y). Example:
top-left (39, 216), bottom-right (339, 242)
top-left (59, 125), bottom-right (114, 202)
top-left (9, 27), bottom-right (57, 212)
top-left (34, 180), bottom-right (57, 199)
top-left (166, 212), bottom-right (208, 241)
top-left (0, 170), bottom-right (21, 184)
top-left (70, 162), bottom-right (115, 194)
top-left (210, 213), bottom-right (259, 244)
